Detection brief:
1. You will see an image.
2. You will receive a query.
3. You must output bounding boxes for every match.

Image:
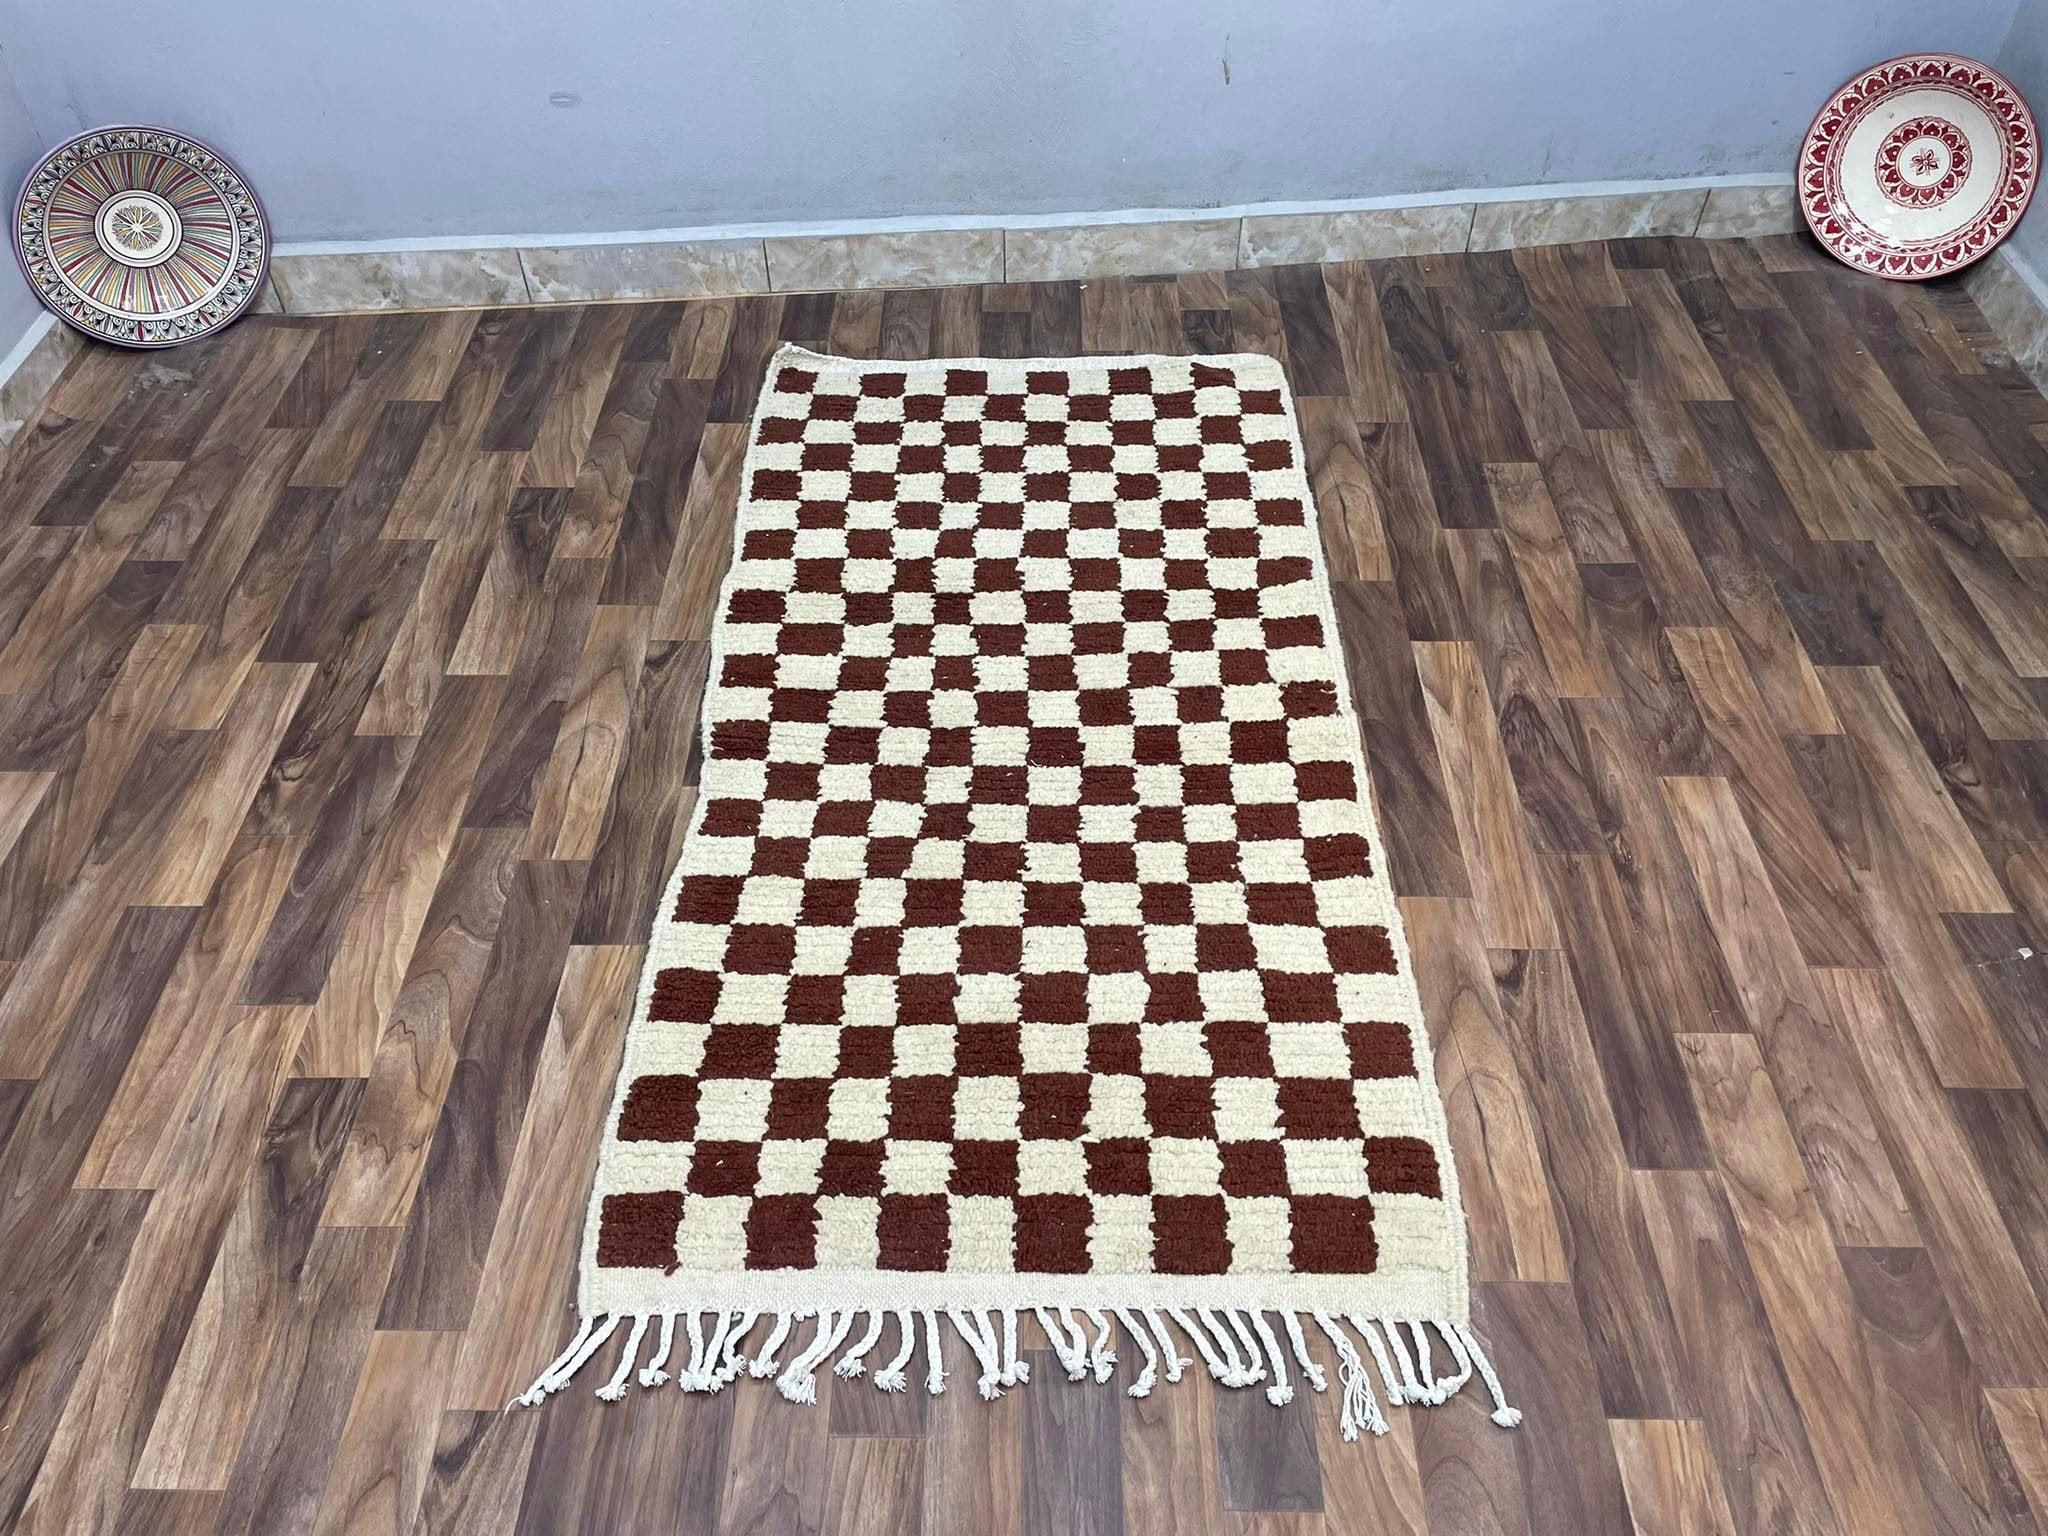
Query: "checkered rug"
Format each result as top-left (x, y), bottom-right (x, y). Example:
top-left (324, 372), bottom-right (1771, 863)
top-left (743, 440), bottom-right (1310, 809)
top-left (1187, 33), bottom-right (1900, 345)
top-left (519, 345), bottom-right (1516, 1439)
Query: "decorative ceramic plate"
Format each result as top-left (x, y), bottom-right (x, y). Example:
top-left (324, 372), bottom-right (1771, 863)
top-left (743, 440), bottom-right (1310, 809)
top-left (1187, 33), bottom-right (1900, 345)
top-left (12, 125), bottom-right (269, 347)
top-left (1801, 54), bottom-right (2037, 280)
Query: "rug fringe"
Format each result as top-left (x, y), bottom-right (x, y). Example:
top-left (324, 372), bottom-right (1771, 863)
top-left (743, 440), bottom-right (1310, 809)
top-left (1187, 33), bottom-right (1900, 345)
top-left (509, 1308), bottom-right (1521, 1433)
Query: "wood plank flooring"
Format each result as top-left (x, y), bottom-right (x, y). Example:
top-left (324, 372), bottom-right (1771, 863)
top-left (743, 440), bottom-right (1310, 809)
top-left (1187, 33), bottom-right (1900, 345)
top-left (4, 233), bottom-right (2048, 1534)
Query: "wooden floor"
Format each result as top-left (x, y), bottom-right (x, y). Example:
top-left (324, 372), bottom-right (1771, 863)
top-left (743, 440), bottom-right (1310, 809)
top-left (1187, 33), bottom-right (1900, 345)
top-left (4, 233), bottom-right (2048, 1535)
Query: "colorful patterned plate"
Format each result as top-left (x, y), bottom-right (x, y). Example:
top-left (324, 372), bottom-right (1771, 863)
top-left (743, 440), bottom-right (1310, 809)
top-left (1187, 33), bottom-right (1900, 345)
top-left (13, 124), bottom-right (269, 348)
top-left (1801, 53), bottom-right (2037, 280)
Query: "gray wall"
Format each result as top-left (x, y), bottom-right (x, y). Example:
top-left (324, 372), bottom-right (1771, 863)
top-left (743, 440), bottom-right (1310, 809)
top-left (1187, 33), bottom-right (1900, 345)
top-left (0, 0), bottom-right (2037, 364)
top-left (1996, 0), bottom-right (2048, 276)
top-left (0, 0), bottom-right (2020, 243)
top-left (0, 47), bottom-right (47, 362)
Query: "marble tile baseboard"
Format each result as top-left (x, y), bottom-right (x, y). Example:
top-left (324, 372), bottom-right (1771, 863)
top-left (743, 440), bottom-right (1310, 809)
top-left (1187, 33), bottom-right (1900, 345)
top-left (1006, 219), bottom-right (1238, 283)
top-left (1468, 187), bottom-right (1708, 252)
top-left (521, 238), bottom-right (769, 303)
top-left (1240, 204), bottom-right (1475, 266)
top-left (270, 247), bottom-right (530, 312)
top-left (0, 318), bottom-right (84, 451)
top-left (1966, 250), bottom-right (2048, 393)
top-left (1695, 183), bottom-right (1802, 240)
top-left (765, 229), bottom-right (1003, 293)
top-left (16, 179), bottom-right (1805, 332)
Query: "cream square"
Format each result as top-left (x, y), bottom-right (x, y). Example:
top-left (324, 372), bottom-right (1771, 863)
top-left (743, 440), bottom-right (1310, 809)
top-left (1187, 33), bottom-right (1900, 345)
top-left (898, 927), bottom-right (961, 974)
top-left (893, 1024), bottom-right (957, 1076)
top-left (1353, 1078), bottom-right (1432, 1138)
top-left (1018, 1139), bottom-right (1086, 1196)
top-left (756, 1139), bottom-right (825, 1195)
top-left (1370, 1192), bottom-right (1452, 1272)
top-left (673, 1195), bottom-right (746, 1269)
top-left (949, 1195), bottom-right (1016, 1272)
top-left (882, 1140), bottom-right (953, 1195)
top-left (1021, 925), bottom-right (1086, 973)
top-left (1084, 972), bottom-right (1148, 1023)
top-left (1266, 1021), bottom-right (1347, 1079)
top-left (1084, 1074), bottom-right (1148, 1137)
top-left (1282, 1138), bottom-right (1370, 1196)
top-left (1149, 1137), bottom-right (1224, 1195)
top-left (827, 1078), bottom-right (891, 1140)
top-left (1139, 1020), bottom-right (1211, 1075)
top-left (954, 1075), bottom-right (1022, 1139)
top-left (815, 1195), bottom-right (882, 1268)
top-left (1212, 1077), bottom-right (1281, 1141)
top-left (956, 972), bottom-right (1020, 1023)
top-left (1020, 1021), bottom-right (1089, 1073)
top-left (776, 1025), bottom-right (840, 1076)
top-left (694, 1078), bottom-right (771, 1141)
top-left (1089, 1194), bottom-right (1154, 1272)
top-left (1224, 1196), bottom-right (1292, 1274)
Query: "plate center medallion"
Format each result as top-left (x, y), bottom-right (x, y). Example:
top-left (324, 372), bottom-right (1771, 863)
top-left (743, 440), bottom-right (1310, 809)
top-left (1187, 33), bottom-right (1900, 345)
top-left (95, 190), bottom-right (183, 267)
top-left (1877, 114), bottom-right (1972, 207)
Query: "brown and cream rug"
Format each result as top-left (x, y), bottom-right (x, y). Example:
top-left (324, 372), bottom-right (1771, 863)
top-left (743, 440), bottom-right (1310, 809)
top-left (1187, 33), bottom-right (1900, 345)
top-left (517, 345), bottom-right (1516, 1439)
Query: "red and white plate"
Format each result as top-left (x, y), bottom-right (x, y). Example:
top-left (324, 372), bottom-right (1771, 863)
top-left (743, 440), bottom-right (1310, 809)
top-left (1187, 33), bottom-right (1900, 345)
top-left (1801, 53), bottom-right (2037, 280)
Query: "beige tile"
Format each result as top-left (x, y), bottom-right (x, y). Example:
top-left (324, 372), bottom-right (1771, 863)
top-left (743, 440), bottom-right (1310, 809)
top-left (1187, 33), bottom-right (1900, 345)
top-left (519, 238), bottom-right (768, 303)
top-left (1696, 184), bottom-right (1802, 240)
top-left (0, 320), bottom-right (85, 449)
top-left (1003, 218), bottom-right (1240, 282)
top-left (1240, 204), bottom-right (1474, 265)
top-left (269, 248), bottom-right (530, 313)
top-left (1468, 189), bottom-right (1708, 252)
top-left (764, 229), bottom-right (1002, 292)
top-left (249, 278), bottom-right (285, 315)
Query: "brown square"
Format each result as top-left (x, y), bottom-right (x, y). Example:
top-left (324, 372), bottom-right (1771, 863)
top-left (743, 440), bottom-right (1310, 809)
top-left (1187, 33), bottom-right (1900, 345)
top-left (1152, 1194), bottom-right (1233, 1274)
top-left (1289, 1194), bottom-right (1378, 1274)
top-left (596, 1191), bottom-right (684, 1269)
top-left (746, 1194), bottom-right (819, 1268)
top-left (1014, 1193), bottom-right (1094, 1273)
top-left (878, 1194), bottom-right (951, 1271)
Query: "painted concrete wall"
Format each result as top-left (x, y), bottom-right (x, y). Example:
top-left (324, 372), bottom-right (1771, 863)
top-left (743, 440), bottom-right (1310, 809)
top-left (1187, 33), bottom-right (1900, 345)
top-left (1996, 0), bottom-right (2048, 276)
top-left (0, 0), bottom-right (2019, 244)
top-left (0, 48), bottom-right (47, 365)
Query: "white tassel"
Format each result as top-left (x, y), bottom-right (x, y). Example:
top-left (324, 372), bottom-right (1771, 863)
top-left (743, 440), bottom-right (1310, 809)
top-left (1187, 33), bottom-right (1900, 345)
top-left (509, 1303), bottom-right (1505, 1433)
top-left (716, 1311), bottom-right (757, 1387)
top-left (922, 1310), bottom-right (947, 1396)
top-left (1350, 1314), bottom-right (1406, 1405)
top-left (1084, 1309), bottom-right (1117, 1383)
top-left (596, 1314), bottom-right (649, 1401)
top-left (638, 1313), bottom-right (677, 1388)
top-left (1382, 1319), bottom-right (1429, 1404)
top-left (510, 1313), bottom-right (618, 1409)
top-left (1432, 1321), bottom-right (1475, 1399)
top-left (1145, 1310), bottom-right (1190, 1383)
top-left (873, 1310), bottom-right (915, 1392)
top-left (679, 1311), bottom-right (709, 1391)
top-left (998, 1309), bottom-right (1029, 1386)
top-left (1036, 1307), bottom-right (1089, 1380)
top-left (1456, 1323), bottom-right (1523, 1428)
top-left (750, 1312), bottom-right (794, 1379)
top-left (1284, 1312), bottom-right (1327, 1393)
top-left (695, 1312), bottom-right (736, 1391)
top-left (1249, 1311), bottom-right (1292, 1406)
top-left (1313, 1313), bottom-right (1387, 1440)
top-left (778, 1311), bottom-right (855, 1404)
top-left (950, 1309), bottom-right (1005, 1399)
top-left (1224, 1311), bottom-right (1267, 1385)
top-left (837, 1311), bottom-right (886, 1378)
top-left (1116, 1308), bottom-right (1158, 1397)
top-left (1176, 1307), bottom-right (1239, 1384)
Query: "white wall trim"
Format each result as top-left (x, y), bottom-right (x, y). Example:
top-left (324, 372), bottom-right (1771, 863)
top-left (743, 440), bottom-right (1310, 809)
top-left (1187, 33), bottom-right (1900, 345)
top-left (271, 171), bottom-right (1797, 257)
